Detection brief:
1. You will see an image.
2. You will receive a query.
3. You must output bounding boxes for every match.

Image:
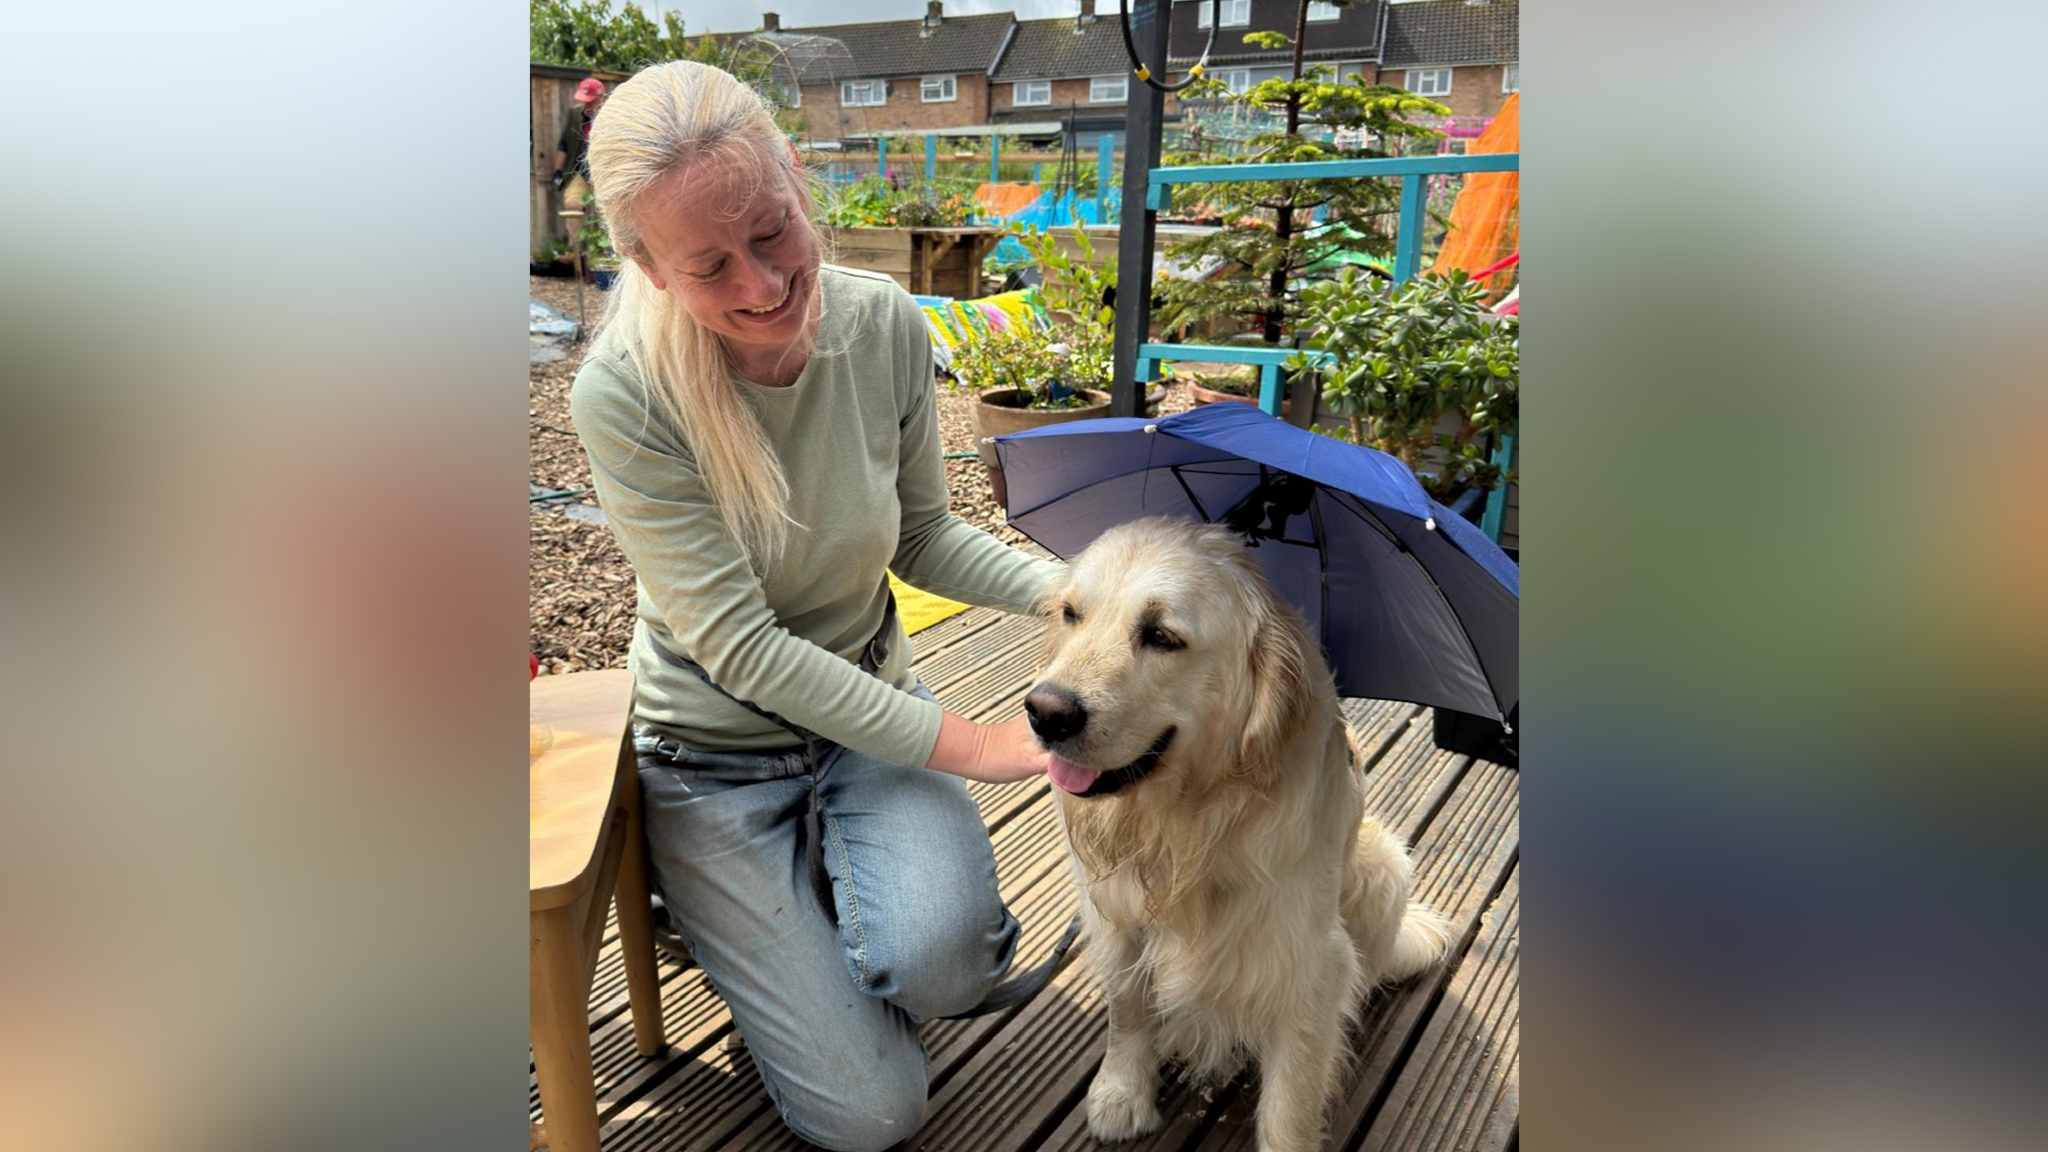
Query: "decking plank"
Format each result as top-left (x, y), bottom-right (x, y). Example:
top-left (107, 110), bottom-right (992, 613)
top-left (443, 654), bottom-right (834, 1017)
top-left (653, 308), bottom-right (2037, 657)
top-left (1357, 869), bottom-right (1518, 1152)
top-left (592, 787), bottom-right (1082, 1151)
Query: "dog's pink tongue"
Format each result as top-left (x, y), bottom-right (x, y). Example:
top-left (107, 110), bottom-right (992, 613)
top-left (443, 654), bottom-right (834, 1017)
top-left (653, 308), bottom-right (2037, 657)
top-left (1046, 753), bottom-right (1100, 795)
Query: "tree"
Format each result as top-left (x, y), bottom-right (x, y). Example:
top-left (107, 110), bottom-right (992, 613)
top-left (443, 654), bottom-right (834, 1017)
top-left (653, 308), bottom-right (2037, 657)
top-left (530, 1), bottom-right (772, 84)
top-left (1156, 2), bottom-right (1448, 347)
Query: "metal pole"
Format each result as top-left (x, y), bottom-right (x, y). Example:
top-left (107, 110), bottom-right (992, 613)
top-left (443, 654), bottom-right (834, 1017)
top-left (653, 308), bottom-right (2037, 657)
top-left (878, 134), bottom-right (887, 181)
top-left (926, 134), bottom-right (937, 181)
top-left (990, 134), bottom-right (1000, 183)
top-left (1110, 0), bottom-right (1170, 418)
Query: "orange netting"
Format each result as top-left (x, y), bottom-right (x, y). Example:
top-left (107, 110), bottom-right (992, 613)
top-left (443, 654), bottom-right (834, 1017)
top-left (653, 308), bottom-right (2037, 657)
top-left (1431, 92), bottom-right (1519, 296)
top-left (972, 181), bottom-right (1042, 219)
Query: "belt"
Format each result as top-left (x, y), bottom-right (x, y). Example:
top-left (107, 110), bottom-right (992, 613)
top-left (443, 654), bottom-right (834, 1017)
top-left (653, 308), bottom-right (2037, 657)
top-left (636, 587), bottom-right (1081, 1018)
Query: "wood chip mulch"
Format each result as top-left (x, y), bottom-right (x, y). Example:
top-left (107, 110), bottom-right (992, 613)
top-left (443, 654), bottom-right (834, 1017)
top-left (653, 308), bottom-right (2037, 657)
top-left (529, 275), bottom-right (1205, 674)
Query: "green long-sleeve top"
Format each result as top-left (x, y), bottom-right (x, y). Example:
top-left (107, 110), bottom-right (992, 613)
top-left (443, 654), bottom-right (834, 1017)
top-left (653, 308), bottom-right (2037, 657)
top-left (570, 265), bottom-right (1062, 768)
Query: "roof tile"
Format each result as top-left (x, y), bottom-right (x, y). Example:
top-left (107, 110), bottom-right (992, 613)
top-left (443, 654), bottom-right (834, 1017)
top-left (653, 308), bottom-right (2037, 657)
top-left (1381, 0), bottom-right (1517, 68)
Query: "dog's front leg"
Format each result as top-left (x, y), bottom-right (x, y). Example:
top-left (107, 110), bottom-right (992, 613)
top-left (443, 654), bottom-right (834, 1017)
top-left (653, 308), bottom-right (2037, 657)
top-left (1251, 1011), bottom-right (1345, 1152)
top-left (1085, 934), bottom-right (1163, 1142)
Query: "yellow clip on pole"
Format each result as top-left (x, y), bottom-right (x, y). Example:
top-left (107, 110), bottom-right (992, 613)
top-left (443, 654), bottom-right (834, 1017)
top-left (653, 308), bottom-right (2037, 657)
top-left (1189, 63), bottom-right (1204, 77)
top-left (1135, 65), bottom-right (1150, 81)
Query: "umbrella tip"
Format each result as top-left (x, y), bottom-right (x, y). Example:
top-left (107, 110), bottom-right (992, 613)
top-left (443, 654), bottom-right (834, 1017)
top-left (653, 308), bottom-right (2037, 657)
top-left (1143, 424), bottom-right (1158, 434)
top-left (1425, 517), bottom-right (1438, 531)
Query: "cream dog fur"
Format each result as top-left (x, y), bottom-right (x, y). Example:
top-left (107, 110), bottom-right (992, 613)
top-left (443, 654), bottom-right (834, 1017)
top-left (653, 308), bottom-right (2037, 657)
top-left (1026, 517), bottom-right (1452, 1152)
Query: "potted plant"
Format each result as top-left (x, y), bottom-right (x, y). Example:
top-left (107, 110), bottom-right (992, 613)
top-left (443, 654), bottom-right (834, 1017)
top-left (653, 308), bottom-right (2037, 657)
top-left (578, 194), bottom-right (621, 289)
top-left (948, 322), bottom-right (1112, 507)
top-left (1287, 268), bottom-right (1518, 509)
top-left (1182, 362), bottom-right (1295, 417)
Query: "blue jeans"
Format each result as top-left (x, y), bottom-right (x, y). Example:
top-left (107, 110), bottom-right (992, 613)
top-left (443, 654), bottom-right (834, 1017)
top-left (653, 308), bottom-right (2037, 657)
top-left (636, 688), bottom-right (1019, 1152)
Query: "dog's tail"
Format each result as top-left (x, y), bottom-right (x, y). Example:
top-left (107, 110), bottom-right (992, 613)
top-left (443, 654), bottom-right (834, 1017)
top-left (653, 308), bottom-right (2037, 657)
top-left (1346, 819), bottom-right (1455, 984)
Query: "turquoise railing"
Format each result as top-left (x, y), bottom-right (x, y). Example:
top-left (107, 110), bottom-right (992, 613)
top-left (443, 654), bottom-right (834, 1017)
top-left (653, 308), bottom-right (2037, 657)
top-left (1133, 151), bottom-right (1520, 540)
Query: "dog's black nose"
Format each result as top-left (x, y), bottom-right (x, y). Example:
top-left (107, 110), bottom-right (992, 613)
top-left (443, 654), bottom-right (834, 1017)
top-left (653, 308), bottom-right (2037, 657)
top-left (1024, 684), bottom-right (1088, 743)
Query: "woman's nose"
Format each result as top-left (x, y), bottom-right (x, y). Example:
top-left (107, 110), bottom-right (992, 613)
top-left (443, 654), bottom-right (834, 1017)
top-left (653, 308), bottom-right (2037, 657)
top-left (733, 250), bottom-right (783, 304)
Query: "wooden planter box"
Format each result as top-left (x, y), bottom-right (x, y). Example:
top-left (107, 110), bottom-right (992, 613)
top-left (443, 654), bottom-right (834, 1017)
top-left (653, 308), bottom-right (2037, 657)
top-left (818, 226), bottom-right (1005, 299)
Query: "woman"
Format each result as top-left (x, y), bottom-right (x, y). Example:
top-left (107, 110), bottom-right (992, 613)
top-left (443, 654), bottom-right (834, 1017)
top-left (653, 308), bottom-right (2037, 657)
top-left (568, 61), bottom-right (1060, 1152)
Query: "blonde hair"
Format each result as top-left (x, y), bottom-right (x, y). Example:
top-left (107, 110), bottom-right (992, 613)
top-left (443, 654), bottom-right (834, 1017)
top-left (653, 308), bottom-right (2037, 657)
top-left (587, 60), bottom-right (821, 571)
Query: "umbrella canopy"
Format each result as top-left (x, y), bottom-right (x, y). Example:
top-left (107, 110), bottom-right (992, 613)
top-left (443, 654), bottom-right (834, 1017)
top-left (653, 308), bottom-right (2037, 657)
top-left (991, 402), bottom-right (1517, 721)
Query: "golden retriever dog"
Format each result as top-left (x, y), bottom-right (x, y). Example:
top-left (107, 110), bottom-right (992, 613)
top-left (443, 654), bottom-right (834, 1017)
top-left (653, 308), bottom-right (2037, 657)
top-left (1026, 517), bottom-right (1452, 1152)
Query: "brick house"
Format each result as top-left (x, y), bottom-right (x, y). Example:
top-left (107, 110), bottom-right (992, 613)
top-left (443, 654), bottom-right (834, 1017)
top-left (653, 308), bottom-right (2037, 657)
top-left (1379, 0), bottom-right (1518, 120)
top-left (1165, 0), bottom-right (1385, 92)
top-left (988, 2), bottom-right (1136, 148)
top-left (775, 4), bottom-right (1015, 145)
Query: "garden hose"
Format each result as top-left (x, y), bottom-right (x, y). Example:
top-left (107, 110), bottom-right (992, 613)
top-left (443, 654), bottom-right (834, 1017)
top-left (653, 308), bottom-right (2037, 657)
top-left (1119, 0), bottom-right (1220, 95)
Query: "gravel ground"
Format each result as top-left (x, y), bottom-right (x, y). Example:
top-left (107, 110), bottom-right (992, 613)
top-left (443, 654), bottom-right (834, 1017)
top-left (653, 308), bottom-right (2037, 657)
top-left (529, 274), bottom-right (1209, 674)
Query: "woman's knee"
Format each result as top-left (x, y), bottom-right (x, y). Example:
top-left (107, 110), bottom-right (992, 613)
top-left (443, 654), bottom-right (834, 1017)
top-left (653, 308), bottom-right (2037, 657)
top-left (775, 1049), bottom-right (927, 1152)
top-left (870, 915), bottom-right (1016, 1020)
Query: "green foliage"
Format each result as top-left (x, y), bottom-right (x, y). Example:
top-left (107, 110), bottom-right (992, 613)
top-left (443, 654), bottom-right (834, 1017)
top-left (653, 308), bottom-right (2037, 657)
top-left (1157, 51), bottom-right (1449, 347)
top-left (576, 192), bottom-right (621, 268)
top-left (818, 176), bottom-right (977, 228)
top-left (948, 221), bottom-right (1118, 409)
top-left (1194, 365), bottom-right (1259, 396)
top-left (1286, 269), bottom-right (1518, 498)
top-left (530, 1), bottom-right (772, 82)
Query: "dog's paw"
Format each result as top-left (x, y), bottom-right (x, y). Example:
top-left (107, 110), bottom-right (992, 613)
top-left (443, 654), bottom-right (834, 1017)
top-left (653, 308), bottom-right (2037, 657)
top-left (1085, 1071), bottom-right (1164, 1142)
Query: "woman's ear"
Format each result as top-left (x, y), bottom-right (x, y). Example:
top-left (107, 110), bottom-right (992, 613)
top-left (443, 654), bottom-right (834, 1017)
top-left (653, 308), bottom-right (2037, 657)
top-left (786, 137), bottom-right (803, 169)
top-left (633, 257), bottom-right (666, 292)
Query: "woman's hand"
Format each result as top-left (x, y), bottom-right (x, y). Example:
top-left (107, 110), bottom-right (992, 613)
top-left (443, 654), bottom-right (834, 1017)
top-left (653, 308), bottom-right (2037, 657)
top-left (926, 712), bottom-right (1051, 784)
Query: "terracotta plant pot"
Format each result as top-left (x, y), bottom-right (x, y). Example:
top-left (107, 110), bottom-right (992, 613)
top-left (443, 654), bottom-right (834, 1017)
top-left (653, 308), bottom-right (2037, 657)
top-left (1188, 381), bottom-right (1290, 418)
top-left (969, 386), bottom-right (1113, 508)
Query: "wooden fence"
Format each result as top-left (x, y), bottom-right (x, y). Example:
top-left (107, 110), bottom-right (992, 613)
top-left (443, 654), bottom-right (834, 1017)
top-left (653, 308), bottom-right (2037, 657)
top-left (531, 64), bottom-right (631, 257)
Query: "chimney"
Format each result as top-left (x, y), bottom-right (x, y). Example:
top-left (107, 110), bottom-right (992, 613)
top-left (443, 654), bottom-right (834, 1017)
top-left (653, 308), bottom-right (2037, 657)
top-left (1077, 0), bottom-right (1097, 26)
top-left (925, 2), bottom-right (943, 27)
top-left (762, 11), bottom-right (779, 31)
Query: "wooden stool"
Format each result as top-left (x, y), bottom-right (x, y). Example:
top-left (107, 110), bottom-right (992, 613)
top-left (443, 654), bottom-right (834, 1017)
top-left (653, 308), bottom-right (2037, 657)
top-left (531, 670), bottom-right (665, 1151)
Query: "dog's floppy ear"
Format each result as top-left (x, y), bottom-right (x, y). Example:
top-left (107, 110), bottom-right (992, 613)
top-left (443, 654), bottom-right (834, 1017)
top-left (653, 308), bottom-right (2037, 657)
top-left (1236, 587), bottom-right (1312, 784)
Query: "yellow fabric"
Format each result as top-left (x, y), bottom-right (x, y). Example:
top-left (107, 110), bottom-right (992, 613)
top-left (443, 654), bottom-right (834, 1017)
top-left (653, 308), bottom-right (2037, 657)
top-left (1431, 92), bottom-right (1520, 296)
top-left (888, 571), bottom-right (970, 635)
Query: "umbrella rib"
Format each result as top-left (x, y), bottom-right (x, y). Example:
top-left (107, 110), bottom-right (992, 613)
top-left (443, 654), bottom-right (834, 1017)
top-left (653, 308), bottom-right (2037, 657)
top-left (1168, 465), bottom-right (1211, 520)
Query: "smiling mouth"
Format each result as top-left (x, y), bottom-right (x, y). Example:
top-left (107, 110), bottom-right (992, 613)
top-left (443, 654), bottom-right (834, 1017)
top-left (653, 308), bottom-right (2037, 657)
top-left (737, 276), bottom-right (793, 318)
top-left (1047, 727), bottom-right (1176, 798)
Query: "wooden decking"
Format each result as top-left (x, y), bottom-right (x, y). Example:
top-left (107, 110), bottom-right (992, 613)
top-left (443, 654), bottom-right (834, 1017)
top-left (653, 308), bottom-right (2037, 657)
top-left (532, 603), bottom-right (1519, 1152)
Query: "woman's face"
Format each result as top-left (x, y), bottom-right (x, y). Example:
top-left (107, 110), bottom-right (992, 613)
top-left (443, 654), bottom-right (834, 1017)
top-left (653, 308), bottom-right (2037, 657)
top-left (631, 156), bottom-right (819, 376)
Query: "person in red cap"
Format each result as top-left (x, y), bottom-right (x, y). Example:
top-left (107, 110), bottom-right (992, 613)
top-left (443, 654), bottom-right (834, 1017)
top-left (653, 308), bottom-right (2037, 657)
top-left (551, 77), bottom-right (607, 211)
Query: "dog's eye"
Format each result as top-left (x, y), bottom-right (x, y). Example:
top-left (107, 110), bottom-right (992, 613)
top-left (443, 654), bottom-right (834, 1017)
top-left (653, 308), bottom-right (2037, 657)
top-left (1140, 625), bottom-right (1183, 651)
top-left (1060, 604), bottom-right (1079, 625)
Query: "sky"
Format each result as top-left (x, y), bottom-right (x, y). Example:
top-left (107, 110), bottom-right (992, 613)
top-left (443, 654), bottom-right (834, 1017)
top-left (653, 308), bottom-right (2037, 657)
top-left (629, 1), bottom-right (1086, 37)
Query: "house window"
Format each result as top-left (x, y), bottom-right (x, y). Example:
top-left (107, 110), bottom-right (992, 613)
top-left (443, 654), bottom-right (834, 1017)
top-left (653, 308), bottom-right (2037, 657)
top-left (921, 75), bottom-right (956, 102)
top-left (840, 79), bottom-right (886, 107)
top-left (1014, 79), bottom-right (1051, 106)
top-left (1217, 68), bottom-right (1252, 94)
top-left (1502, 63), bottom-right (1519, 93)
top-left (1089, 75), bottom-right (1128, 103)
top-left (1405, 68), bottom-right (1452, 97)
top-left (1196, 0), bottom-right (1250, 29)
top-left (1307, 2), bottom-right (1341, 20)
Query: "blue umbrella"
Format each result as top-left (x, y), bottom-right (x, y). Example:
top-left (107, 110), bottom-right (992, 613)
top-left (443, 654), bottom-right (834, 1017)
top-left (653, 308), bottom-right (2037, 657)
top-left (991, 402), bottom-right (1518, 722)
